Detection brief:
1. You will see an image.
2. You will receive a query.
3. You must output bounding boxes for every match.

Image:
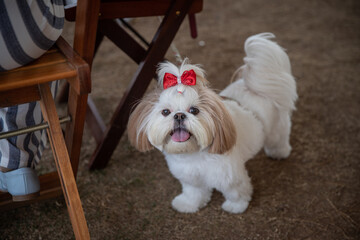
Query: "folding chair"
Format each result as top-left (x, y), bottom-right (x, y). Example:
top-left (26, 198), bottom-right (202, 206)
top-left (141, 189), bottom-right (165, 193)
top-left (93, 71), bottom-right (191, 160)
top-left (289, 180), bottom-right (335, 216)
top-left (0, 37), bottom-right (90, 239)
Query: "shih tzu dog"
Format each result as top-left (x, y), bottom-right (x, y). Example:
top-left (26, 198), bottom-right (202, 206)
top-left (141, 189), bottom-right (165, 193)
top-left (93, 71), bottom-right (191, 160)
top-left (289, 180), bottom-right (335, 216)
top-left (127, 33), bottom-right (297, 214)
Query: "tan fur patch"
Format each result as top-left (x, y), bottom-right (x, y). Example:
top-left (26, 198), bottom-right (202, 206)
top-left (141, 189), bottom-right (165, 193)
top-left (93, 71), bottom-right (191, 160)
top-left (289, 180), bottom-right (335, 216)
top-left (197, 86), bottom-right (237, 154)
top-left (127, 90), bottom-right (160, 152)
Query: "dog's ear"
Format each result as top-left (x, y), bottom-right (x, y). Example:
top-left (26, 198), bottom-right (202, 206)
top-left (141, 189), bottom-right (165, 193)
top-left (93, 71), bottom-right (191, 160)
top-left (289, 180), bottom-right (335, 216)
top-left (199, 88), bottom-right (237, 154)
top-left (127, 93), bottom-right (158, 152)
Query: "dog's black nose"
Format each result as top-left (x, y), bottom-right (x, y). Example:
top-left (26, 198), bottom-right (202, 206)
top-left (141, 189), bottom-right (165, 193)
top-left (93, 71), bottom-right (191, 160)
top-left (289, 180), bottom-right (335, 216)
top-left (174, 113), bottom-right (186, 120)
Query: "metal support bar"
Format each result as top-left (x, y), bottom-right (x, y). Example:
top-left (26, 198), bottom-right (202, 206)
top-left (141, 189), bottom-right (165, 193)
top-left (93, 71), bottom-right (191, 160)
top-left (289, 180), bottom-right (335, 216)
top-left (0, 116), bottom-right (71, 140)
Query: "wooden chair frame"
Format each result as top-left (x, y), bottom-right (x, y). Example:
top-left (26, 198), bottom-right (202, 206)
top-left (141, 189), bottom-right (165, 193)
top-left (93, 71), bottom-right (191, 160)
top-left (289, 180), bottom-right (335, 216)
top-left (0, 37), bottom-right (90, 239)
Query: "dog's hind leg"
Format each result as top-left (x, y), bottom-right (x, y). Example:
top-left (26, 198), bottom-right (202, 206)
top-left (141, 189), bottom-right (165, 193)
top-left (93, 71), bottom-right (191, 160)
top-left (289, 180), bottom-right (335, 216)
top-left (264, 112), bottom-right (292, 159)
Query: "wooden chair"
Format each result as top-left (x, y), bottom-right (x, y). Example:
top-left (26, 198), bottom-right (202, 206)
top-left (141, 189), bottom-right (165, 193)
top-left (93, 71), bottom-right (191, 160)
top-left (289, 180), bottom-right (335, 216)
top-left (0, 37), bottom-right (90, 239)
top-left (64, 0), bottom-right (203, 170)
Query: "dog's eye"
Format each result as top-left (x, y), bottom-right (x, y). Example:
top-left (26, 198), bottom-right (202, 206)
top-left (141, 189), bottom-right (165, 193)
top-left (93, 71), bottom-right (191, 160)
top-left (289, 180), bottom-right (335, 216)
top-left (161, 109), bottom-right (171, 117)
top-left (189, 107), bottom-right (199, 115)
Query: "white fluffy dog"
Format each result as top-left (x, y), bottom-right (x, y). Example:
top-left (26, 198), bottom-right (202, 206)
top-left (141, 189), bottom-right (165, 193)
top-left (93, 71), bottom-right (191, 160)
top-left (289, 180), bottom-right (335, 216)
top-left (127, 33), bottom-right (297, 213)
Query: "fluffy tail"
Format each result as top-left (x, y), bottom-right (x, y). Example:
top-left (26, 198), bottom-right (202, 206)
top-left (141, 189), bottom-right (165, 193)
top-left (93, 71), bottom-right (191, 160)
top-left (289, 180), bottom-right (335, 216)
top-left (224, 33), bottom-right (298, 159)
top-left (242, 33), bottom-right (297, 110)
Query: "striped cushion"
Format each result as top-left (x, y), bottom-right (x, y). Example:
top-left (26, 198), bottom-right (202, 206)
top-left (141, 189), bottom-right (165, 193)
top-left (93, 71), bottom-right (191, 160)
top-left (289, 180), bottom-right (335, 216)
top-left (0, 0), bottom-right (64, 71)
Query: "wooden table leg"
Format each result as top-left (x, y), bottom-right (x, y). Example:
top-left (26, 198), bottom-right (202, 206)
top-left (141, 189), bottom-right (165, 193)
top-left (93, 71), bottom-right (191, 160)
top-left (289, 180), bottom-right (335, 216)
top-left (98, 19), bottom-right (147, 64)
top-left (86, 96), bottom-right (106, 145)
top-left (88, 0), bottom-right (195, 170)
top-left (85, 19), bottom-right (147, 145)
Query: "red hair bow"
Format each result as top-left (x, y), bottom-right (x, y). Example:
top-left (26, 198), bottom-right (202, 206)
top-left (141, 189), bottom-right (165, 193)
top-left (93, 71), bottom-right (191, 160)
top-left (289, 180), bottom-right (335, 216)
top-left (163, 70), bottom-right (197, 89)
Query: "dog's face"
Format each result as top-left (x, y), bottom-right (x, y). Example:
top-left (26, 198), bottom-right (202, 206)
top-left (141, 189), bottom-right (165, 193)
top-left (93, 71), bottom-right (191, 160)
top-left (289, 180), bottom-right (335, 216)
top-left (127, 62), bottom-right (236, 155)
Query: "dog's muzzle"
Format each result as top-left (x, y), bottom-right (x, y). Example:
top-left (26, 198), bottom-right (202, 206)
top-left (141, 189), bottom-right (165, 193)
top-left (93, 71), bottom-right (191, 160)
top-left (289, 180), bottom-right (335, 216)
top-left (171, 113), bottom-right (191, 142)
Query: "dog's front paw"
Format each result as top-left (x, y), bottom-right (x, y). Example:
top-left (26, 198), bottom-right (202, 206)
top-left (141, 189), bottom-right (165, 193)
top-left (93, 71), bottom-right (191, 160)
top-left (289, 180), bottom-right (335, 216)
top-left (172, 194), bottom-right (200, 213)
top-left (222, 199), bottom-right (249, 214)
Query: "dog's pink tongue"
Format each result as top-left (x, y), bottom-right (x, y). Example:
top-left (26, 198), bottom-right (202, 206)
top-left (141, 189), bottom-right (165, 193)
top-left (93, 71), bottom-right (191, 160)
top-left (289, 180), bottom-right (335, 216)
top-left (172, 129), bottom-right (190, 142)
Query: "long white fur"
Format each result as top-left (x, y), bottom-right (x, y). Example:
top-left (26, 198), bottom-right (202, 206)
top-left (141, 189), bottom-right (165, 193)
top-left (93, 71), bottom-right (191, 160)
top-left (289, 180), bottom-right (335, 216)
top-left (130, 33), bottom-right (297, 214)
top-left (221, 32), bottom-right (298, 159)
top-left (242, 33), bottom-right (297, 110)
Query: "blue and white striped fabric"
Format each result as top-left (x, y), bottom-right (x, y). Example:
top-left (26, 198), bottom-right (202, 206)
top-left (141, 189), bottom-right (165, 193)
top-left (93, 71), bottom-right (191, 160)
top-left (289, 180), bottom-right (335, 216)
top-left (0, 0), bottom-right (64, 170)
top-left (0, 82), bottom-right (59, 169)
top-left (0, 0), bottom-right (64, 71)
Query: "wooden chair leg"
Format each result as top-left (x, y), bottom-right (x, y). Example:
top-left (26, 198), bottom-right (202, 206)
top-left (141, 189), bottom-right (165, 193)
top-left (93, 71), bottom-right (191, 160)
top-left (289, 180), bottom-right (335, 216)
top-left (65, 86), bottom-right (89, 176)
top-left (39, 83), bottom-right (90, 239)
top-left (88, 0), bottom-right (195, 170)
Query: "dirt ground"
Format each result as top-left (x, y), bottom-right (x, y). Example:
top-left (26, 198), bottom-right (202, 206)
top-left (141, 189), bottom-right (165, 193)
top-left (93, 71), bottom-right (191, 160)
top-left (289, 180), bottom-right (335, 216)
top-left (1, 0), bottom-right (360, 239)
